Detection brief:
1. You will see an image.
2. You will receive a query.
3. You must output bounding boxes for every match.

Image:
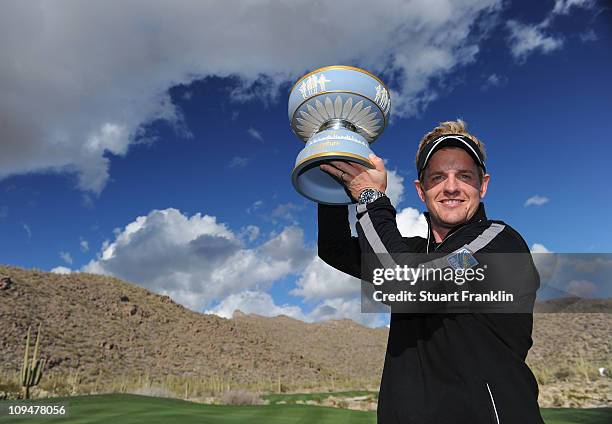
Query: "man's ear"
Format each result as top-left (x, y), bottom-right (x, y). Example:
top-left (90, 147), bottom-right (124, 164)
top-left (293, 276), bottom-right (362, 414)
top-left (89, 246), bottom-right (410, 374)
top-left (413, 179), bottom-right (426, 203)
top-left (479, 174), bottom-right (491, 199)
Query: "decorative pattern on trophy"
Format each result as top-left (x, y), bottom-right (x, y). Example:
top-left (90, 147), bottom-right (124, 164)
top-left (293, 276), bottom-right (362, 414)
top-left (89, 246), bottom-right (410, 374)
top-left (288, 66), bottom-right (391, 205)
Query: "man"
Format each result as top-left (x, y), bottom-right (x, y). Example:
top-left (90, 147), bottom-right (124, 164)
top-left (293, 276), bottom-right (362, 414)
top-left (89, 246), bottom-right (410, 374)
top-left (318, 120), bottom-right (543, 423)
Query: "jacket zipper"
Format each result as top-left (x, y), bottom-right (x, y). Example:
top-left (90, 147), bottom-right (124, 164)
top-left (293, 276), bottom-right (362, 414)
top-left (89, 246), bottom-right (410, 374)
top-left (428, 217), bottom-right (484, 253)
top-left (486, 382), bottom-right (500, 424)
top-left (429, 225), bottom-right (467, 253)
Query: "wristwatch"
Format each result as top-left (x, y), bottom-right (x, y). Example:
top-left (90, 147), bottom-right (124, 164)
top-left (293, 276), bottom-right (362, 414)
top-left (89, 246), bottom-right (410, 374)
top-left (358, 188), bottom-right (387, 204)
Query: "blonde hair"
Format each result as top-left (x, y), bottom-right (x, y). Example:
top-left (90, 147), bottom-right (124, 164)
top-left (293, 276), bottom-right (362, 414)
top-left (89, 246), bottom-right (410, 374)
top-left (416, 119), bottom-right (487, 182)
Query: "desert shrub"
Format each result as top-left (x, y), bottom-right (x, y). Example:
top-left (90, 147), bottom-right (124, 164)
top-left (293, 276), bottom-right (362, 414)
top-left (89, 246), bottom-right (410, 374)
top-left (335, 398), bottom-right (349, 409)
top-left (0, 376), bottom-right (21, 400)
top-left (554, 367), bottom-right (572, 381)
top-left (533, 367), bottom-right (554, 385)
top-left (0, 378), bottom-right (20, 394)
top-left (219, 389), bottom-right (263, 405)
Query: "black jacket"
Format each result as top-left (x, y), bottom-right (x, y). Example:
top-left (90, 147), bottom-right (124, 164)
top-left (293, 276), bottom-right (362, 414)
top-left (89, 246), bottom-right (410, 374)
top-left (318, 197), bottom-right (543, 424)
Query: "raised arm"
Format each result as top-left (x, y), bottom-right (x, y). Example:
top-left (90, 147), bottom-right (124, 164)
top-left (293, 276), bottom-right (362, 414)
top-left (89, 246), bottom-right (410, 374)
top-left (318, 155), bottom-right (422, 283)
top-left (317, 203), bottom-right (362, 279)
top-left (319, 155), bottom-right (422, 257)
top-left (355, 196), bottom-right (425, 255)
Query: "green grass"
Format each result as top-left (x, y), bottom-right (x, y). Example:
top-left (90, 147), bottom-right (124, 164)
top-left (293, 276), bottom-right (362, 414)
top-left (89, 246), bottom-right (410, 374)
top-left (0, 394), bottom-right (373, 424)
top-left (541, 408), bottom-right (612, 424)
top-left (0, 394), bottom-right (610, 424)
top-left (263, 390), bottom-right (377, 404)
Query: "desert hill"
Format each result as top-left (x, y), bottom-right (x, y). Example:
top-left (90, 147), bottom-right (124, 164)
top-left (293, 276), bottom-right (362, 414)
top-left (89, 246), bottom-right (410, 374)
top-left (0, 265), bottom-right (386, 390)
top-left (0, 265), bottom-right (610, 406)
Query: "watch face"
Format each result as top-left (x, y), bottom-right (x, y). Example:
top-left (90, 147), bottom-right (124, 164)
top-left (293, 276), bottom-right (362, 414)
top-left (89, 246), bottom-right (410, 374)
top-left (360, 189), bottom-right (376, 203)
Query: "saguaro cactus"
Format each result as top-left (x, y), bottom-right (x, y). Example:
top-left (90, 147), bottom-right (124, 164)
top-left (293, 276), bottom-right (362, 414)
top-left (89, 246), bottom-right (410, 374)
top-left (21, 323), bottom-right (46, 399)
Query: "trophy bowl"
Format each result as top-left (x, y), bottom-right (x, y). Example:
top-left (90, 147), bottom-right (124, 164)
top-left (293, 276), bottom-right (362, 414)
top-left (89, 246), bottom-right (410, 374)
top-left (289, 65), bottom-right (391, 205)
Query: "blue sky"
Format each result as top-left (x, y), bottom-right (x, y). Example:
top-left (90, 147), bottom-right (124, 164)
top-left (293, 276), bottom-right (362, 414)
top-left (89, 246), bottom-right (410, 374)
top-left (1, 0), bottom-right (610, 326)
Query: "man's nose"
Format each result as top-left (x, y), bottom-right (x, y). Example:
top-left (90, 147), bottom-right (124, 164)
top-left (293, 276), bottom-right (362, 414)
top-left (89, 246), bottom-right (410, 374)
top-left (443, 174), bottom-right (460, 193)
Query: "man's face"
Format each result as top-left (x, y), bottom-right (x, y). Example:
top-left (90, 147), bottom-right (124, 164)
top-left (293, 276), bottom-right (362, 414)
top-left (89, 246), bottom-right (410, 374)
top-left (414, 147), bottom-right (489, 230)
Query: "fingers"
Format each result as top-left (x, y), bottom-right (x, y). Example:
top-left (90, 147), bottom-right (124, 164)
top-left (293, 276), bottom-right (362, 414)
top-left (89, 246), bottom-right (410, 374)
top-left (324, 157), bottom-right (383, 173)
top-left (349, 162), bottom-right (369, 172)
top-left (319, 162), bottom-right (351, 178)
top-left (368, 154), bottom-right (386, 172)
top-left (320, 156), bottom-right (384, 178)
top-left (319, 163), bottom-right (338, 175)
top-left (319, 163), bottom-right (347, 181)
top-left (326, 160), bottom-right (360, 176)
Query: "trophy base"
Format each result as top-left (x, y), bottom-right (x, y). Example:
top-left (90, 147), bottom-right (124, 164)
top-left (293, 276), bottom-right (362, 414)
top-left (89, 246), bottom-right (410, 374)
top-left (292, 151), bottom-right (374, 205)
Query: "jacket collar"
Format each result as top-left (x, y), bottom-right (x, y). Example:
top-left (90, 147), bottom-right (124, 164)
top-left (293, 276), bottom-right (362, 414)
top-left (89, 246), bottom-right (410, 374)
top-left (424, 202), bottom-right (487, 250)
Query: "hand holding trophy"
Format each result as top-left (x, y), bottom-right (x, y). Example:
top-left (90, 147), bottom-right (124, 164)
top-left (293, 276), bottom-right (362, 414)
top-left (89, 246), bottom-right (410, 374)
top-left (288, 66), bottom-right (391, 204)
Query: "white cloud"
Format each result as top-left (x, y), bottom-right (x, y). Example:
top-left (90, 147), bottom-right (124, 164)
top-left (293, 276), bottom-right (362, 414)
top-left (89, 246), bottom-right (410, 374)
top-left (506, 20), bottom-right (563, 61)
top-left (228, 156), bottom-right (251, 168)
top-left (530, 243), bottom-right (559, 284)
top-left (240, 225), bottom-right (260, 242)
top-left (307, 297), bottom-right (388, 328)
top-left (506, 0), bottom-right (595, 62)
top-left (291, 256), bottom-right (360, 301)
top-left (481, 73), bottom-right (508, 90)
top-left (246, 200), bottom-right (263, 214)
top-left (396, 207), bottom-right (428, 238)
top-left (524, 195), bottom-right (550, 207)
top-left (288, 252), bottom-right (389, 327)
top-left (21, 222), bottom-right (32, 238)
top-left (206, 290), bottom-right (305, 320)
top-left (83, 208), bottom-right (311, 311)
top-left (271, 202), bottom-right (304, 222)
top-left (82, 206), bottom-right (393, 326)
top-left (247, 127), bottom-right (264, 142)
top-left (0, 0), bottom-right (503, 192)
top-left (531, 243), bottom-right (552, 253)
top-left (208, 288), bottom-right (387, 327)
top-left (51, 266), bottom-right (72, 274)
top-left (579, 29), bottom-right (597, 42)
top-left (80, 239), bottom-right (89, 252)
top-left (551, 0), bottom-right (594, 15)
top-left (385, 169), bottom-right (405, 208)
top-left (59, 251), bottom-right (73, 265)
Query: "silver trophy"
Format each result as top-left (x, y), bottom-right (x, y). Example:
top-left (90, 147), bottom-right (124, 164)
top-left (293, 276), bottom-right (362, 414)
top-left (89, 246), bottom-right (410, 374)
top-left (289, 65), bottom-right (391, 204)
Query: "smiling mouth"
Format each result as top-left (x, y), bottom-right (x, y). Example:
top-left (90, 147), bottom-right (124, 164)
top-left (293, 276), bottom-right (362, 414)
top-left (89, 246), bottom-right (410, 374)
top-left (439, 199), bottom-right (465, 207)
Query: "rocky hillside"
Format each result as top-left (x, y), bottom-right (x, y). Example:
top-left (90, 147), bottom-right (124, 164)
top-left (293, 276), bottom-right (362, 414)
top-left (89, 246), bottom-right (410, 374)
top-left (0, 265), bottom-right (610, 406)
top-left (0, 265), bottom-right (386, 388)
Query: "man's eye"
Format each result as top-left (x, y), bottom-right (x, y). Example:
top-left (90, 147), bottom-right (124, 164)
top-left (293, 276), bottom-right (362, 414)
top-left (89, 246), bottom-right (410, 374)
top-left (460, 174), bottom-right (472, 180)
top-left (431, 175), bottom-right (443, 182)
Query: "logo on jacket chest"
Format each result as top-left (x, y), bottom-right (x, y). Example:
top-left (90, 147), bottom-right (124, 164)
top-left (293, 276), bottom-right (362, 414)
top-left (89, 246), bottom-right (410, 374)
top-left (447, 247), bottom-right (479, 270)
